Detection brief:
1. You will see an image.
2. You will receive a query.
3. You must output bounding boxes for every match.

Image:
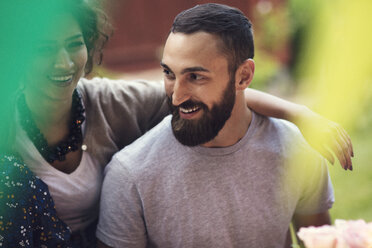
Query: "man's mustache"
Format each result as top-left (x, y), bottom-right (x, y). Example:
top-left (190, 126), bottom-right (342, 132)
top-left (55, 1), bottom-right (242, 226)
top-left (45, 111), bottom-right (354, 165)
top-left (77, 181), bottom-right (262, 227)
top-left (167, 97), bottom-right (207, 111)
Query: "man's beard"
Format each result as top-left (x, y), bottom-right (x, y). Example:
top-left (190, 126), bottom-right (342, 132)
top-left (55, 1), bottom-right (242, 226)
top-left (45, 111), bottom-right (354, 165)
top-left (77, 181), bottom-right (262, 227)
top-left (168, 78), bottom-right (236, 147)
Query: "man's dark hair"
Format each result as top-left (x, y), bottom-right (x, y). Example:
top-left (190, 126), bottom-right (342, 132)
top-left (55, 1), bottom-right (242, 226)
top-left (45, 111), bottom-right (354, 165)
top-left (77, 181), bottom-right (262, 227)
top-left (170, 3), bottom-right (254, 75)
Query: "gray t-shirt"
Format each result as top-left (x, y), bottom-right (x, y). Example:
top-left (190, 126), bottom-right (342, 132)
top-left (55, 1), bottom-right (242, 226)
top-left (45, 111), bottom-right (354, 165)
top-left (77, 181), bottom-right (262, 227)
top-left (97, 112), bottom-right (334, 248)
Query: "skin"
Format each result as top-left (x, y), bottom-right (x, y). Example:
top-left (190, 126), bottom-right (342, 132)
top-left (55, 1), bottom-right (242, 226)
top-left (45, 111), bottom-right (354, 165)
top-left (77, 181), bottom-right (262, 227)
top-left (23, 13), bottom-right (88, 173)
top-left (97, 31), bottom-right (331, 248)
top-left (161, 32), bottom-right (253, 148)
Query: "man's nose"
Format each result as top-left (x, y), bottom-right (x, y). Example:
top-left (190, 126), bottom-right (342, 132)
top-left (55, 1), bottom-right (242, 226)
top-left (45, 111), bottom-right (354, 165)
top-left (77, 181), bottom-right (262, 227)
top-left (172, 79), bottom-right (191, 106)
top-left (54, 48), bottom-right (73, 70)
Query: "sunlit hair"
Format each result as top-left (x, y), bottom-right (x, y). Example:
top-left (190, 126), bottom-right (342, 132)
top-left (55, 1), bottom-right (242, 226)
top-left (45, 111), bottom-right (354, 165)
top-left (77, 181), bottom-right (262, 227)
top-left (70, 0), bottom-right (112, 74)
top-left (5, 0), bottom-right (112, 75)
top-left (170, 3), bottom-right (254, 76)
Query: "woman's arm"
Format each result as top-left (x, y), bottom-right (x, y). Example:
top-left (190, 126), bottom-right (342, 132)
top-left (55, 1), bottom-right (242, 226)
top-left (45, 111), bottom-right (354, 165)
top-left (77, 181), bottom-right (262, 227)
top-left (245, 88), bottom-right (353, 170)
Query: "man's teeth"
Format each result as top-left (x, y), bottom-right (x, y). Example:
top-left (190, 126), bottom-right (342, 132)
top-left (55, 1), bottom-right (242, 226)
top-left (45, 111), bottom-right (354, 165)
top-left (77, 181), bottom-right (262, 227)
top-left (180, 106), bottom-right (200, 113)
top-left (49, 75), bottom-right (73, 82)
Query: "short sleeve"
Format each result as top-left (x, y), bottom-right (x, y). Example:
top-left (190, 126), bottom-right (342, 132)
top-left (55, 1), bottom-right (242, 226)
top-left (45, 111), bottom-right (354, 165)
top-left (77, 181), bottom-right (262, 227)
top-left (294, 155), bottom-right (334, 215)
top-left (96, 156), bottom-right (147, 248)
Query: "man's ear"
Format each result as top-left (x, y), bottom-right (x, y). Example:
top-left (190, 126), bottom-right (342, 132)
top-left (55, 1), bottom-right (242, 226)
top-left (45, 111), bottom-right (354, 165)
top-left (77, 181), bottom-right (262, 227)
top-left (235, 59), bottom-right (255, 91)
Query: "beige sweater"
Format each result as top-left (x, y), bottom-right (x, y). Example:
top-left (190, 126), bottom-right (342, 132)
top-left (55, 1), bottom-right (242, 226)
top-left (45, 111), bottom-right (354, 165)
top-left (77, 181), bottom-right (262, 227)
top-left (78, 77), bottom-right (169, 168)
top-left (15, 77), bottom-right (170, 231)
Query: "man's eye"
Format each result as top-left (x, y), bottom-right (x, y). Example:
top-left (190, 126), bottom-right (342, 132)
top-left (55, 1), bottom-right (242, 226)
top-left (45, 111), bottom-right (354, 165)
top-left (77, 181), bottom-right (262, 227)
top-left (189, 73), bottom-right (202, 81)
top-left (163, 69), bottom-right (175, 79)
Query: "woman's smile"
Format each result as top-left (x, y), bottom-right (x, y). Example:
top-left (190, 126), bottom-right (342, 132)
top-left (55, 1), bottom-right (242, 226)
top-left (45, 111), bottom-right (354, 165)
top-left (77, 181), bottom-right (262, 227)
top-left (47, 74), bottom-right (74, 87)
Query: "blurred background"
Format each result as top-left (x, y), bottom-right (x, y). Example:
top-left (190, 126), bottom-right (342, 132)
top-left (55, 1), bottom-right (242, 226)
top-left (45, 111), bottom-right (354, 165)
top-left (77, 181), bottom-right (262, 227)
top-left (93, 0), bottom-right (372, 222)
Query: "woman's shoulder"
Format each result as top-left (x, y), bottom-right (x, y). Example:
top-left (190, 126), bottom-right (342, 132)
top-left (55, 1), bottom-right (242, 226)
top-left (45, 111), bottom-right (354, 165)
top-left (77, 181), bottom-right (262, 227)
top-left (0, 153), bottom-right (51, 207)
top-left (0, 153), bottom-right (47, 204)
top-left (0, 153), bottom-right (34, 182)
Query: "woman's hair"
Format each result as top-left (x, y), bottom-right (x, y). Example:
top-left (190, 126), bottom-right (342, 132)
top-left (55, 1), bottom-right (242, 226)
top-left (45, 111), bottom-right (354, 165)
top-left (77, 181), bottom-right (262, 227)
top-left (46, 0), bottom-right (112, 74)
top-left (7, 0), bottom-right (112, 74)
top-left (69, 0), bottom-right (112, 74)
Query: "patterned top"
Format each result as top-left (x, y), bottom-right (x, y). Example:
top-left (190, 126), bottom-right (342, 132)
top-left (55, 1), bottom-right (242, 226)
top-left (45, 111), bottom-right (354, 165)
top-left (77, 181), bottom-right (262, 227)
top-left (0, 154), bottom-right (72, 247)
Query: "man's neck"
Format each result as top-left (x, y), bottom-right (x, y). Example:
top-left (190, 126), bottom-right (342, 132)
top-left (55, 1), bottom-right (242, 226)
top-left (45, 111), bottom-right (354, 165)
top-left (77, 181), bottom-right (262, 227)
top-left (202, 96), bottom-right (252, 148)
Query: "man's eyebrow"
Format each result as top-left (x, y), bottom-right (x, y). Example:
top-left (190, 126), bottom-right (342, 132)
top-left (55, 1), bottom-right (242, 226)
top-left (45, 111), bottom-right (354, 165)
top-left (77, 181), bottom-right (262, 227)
top-left (65, 34), bottom-right (83, 42)
top-left (181, 67), bottom-right (209, 74)
top-left (160, 62), bottom-right (209, 75)
top-left (160, 62), bottom-right (173, 73)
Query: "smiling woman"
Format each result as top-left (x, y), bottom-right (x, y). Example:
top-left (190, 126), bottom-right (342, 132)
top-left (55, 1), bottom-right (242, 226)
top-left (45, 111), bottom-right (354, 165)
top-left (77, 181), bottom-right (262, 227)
top-left (11, 1), bottom-right (170, 247)
top-left (11, 1), bottom-right (117, 247)
top-left (25, 14), bottom-right (88, 102)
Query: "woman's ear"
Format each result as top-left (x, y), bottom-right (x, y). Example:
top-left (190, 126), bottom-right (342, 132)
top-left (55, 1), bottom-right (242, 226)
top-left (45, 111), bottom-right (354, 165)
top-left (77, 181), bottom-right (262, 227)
top-left (235, 59), bottom-right (255, 91)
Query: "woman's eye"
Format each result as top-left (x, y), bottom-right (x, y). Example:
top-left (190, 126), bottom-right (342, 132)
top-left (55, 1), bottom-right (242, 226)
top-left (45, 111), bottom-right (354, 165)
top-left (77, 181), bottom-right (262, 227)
top-left (68, 41), bottom-right (84, 49)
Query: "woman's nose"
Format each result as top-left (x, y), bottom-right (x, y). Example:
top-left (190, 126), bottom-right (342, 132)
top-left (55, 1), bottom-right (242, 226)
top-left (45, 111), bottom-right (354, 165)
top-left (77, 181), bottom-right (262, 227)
top-left (54, 48), bottom-right (73, 70)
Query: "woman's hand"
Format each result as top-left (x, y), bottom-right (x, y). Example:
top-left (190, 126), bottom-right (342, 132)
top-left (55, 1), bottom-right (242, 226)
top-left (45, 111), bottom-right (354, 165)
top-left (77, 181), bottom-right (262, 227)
top-left (244, 88), bottom-right (354, 170)
top-left (293, 106), bottom-right (353, 170)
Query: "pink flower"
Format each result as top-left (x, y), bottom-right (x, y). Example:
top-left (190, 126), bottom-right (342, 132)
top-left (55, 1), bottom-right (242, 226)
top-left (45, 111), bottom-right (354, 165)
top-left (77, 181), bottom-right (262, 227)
top-left (335, 220), bottom-right (372, 248)
top-left (297, 219), bottom-right (372, 248)
top-left (298, 225), bottom-right (345, 248)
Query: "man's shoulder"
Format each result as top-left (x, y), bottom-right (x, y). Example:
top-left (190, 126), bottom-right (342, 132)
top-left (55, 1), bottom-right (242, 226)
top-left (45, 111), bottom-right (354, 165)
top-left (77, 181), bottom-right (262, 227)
top-left (253, 114), bottom-right (332, 211)
top-left (253, 113), bottom-right (323, 161)
top-left (261, 114), bottom-right (301, 138)
top-left (252, 113), bottom-right (302, 144)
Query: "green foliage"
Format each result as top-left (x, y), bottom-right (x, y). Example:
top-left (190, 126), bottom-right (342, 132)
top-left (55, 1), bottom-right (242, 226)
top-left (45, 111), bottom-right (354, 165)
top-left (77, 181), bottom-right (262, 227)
top-left (329, 129), bottom-right (372, 222)
top-left (251, 50), bottom-right (280, 90)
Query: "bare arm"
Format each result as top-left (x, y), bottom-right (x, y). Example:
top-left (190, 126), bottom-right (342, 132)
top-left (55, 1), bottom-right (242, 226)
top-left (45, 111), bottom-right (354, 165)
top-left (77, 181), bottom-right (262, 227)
top-left (245, 88), bottom-right (353, 170)
top-left (291, 211), bottom-right (331, 247)
top-left (293, 211), bottom-right (331, 229)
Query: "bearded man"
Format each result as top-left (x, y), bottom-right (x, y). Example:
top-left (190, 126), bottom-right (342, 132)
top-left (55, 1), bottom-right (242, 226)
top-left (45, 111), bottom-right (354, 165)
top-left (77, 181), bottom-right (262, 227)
top-left (97, 3), bottom-right (334, 248)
